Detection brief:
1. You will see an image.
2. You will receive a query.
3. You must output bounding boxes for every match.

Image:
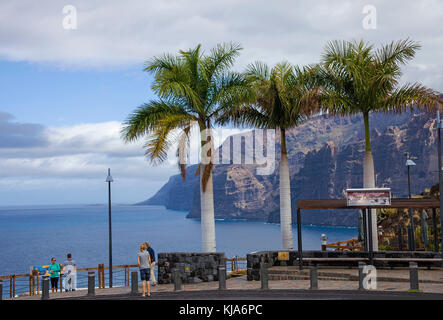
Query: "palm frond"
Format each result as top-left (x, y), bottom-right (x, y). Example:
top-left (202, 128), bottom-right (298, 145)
top-left (121, 100), bottom-right (190, 142)
top-left (375, 39), bottom-right (420, 69)
top-left (380, 83), bottom-right (443, 113)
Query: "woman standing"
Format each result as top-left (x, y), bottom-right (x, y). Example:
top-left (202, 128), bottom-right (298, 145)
top-left (48, 257), bottom-right (61, 293)
top-left (137, 243), bottom-right (151, 297)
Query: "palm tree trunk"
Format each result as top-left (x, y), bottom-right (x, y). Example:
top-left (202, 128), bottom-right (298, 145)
top-left (363, 112), bottom-right (379, 251)
top-left (200, 128), bottom-right (216, 252)
top-left (200, 166), bottom-right (216, 252)
top-left (280, 128), bottom-right (294, 250)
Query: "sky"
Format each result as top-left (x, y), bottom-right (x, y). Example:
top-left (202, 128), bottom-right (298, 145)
top-left (0, 0), bottom-right (442, 205)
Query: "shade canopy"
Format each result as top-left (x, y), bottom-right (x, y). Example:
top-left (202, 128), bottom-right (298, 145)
top-left (297, 198), bottom-right (440, 210)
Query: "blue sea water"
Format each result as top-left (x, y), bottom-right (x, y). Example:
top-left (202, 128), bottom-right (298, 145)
top-left (0, 205), bottom-right (356, 295)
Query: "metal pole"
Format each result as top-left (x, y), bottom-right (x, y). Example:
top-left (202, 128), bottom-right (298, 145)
top-left (367, 207), bottom-right (374, 266)
top-left (398, 224), bottom-right (403, 251)
top-left (358, 262), bottom-right (366, 290)
top-left (297, 208), bottom-right (303, 270)
top-left (433, 208), bottom-right (439, 252)
top-left (438, 110), bottom-right (443, 259)
top-left (363, 208), bottom-right (368, 251)
top-left (173, 269), bottom-right (182, 291)
top-left (131, 271), bottom-right (138, 296)
top-left (0, 279), bottom-right (2, 300)
top-left (260, 263), bottom-right (269, 290)
top-left (218, 266), bottom-right (226, 290)
top-left (88, 272), bottom-right (95, 297)
top-left (407, 164), bottom-right (416, 251)
top-left (409, 262), bottom-right (419, 291)
top-left (108, 169), bottom-right (113, 288)
top-left (41, 276), bottom-right (49, 300)
top-left (309, 265), bottom-right (318, 290)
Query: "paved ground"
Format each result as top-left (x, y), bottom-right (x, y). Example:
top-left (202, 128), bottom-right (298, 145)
top-left (61, 289), bottom-right (443, 300)
top-left (9, 267), bottom-right (443, 300)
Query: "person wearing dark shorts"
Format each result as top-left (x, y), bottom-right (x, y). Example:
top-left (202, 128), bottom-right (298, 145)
top-left (137, 243), bottom-right (151, 297)
top-left (48, 257), bottom-right (61, 293)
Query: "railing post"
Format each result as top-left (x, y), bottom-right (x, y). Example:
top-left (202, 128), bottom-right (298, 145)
top-left (0, 279), bottom-right (2, 300)
top-left (260, 263), bottom-right (269, 290)
top-left (218, 266), bottom-right (226, 290)
top-left (97, 264), bottom-right (102, 289)
top-left (88, 272), bottom-right (95, 297)
top-left (59, 272), bottom-right (63, 293)
top-left (32, 271), bottom-right (36, 296)
top-left (172, 268), bottom-right (182, 292)
top-left (101, 264), bottom-right (105, 289)
top-left (409, 262), bottom-right (419, 291)
top-left (131, 271), bottom-right (138, 296)
top-left (310, 265), bottom-right (318, 290)
top-left (36, 273), bottom-right (39, 295)
top-left (12, 275), bottom-right (15, 298)
top-left (41, 276), bottom-right (50, 300)
top-left (398, 224), bottom-right (403, 251)
top-left (358, 262), bottom-right (366, 291)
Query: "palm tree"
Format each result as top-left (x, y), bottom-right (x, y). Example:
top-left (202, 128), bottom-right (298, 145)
top-left (122, 43), bottom-right (252, 252)
top-left (223, 62), bottom-right (317, 250)
top-left (315, 39), bottom-right (442, 250)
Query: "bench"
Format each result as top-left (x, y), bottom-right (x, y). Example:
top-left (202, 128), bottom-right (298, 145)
top-left (301, 257), bottom-right (369, 267)
top-left (373, 258), bottom-right (442, 269)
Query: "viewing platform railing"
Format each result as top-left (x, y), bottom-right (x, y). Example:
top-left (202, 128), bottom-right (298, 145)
top-left (0, 257), bottom-right (246, 299)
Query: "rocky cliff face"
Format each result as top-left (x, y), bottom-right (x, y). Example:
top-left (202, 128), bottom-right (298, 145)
top-left (139, 110), bottom-right (440, 227)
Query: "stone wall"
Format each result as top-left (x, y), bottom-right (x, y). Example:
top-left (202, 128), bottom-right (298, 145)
top-left (157, 252), bottom-right (225, 284)
top-left (247, 250), bottom-right (442, 280)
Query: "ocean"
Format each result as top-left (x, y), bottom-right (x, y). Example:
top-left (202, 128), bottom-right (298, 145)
top-left (0, 204), bottom-right (356, 296)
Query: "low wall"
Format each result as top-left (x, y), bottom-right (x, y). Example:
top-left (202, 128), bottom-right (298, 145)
top-left (247, 250), bottom-right (442, 281)
top-left (157, 252), bottom-right (225, 284)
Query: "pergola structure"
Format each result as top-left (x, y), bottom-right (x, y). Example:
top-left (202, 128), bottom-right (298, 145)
top-left (296, 198), bottom-right (440, 268)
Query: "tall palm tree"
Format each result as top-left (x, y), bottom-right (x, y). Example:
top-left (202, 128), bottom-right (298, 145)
top-left (122, 43), bottom-right (252, 252)
top-left (315, 39), bottom-right (442, 250)
top-left (222, 62), bottom-right (317, 250)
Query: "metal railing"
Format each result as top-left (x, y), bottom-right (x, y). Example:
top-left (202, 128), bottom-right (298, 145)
top-left (0, 264), bottom-right (140, 299)
top-left (0, 257), bottom-right (247, 299)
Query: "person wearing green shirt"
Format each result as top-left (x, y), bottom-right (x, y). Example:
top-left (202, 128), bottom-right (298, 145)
top-left (48, 257), bottom-right (61, 293)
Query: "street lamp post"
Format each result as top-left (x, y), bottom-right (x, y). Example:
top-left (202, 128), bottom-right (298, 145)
top-left (405, 153), bottom-right (417, 251)
top-left (437, 111), bottom-right (443, 257)
top-left (106, 168), bottom-right (114, 288)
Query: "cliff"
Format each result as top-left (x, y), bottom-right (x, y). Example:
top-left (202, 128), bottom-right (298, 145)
top-left (138, 110), bottom-right (439, 227)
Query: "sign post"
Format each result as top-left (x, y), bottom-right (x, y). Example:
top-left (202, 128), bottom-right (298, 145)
top-left (346, 188), bottom-right (391, 262)
top-left (346, 188), bottom-right (391, 207)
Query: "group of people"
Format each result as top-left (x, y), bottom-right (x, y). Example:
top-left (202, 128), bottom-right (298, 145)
top-left (45, 242), bottom-right (157, 296)
top-left (47, 253), bottom-right (77, 293)
top-left (137, 241), bottom-right (157, 297)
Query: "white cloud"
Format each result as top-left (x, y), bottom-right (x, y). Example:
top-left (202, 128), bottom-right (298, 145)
top-left (0, 118), bottom-right (246, 205)
top-left (0, 0), bottom-right (441, 89)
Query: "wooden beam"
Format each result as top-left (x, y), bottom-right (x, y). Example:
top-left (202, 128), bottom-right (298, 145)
top-left (297, 198), bottom-right (440, 210)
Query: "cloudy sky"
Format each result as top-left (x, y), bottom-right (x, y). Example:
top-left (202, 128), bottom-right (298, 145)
top-left (0, 0), bottom-right (442, 205)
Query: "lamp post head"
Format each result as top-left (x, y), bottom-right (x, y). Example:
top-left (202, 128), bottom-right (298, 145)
top-left (406, 159), bottom-right (416, 166)
top-left (106, 168), bottom-right (114, 183)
